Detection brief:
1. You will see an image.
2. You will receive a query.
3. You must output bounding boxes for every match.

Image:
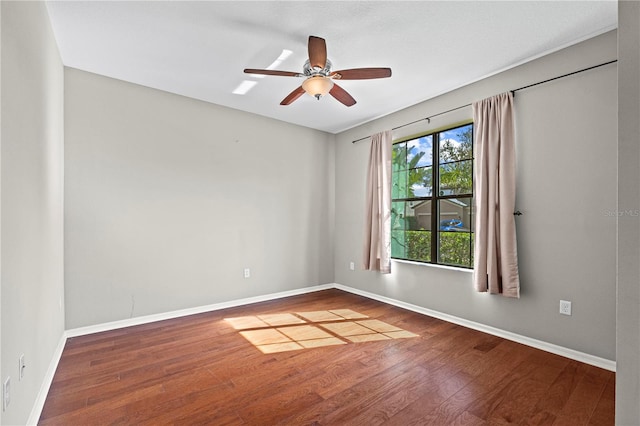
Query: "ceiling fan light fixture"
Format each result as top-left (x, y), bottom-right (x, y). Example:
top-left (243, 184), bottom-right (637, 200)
top-left (244, 36), bottom-right (390, 106)
top-left (302, 75), bottom-right (334, 100)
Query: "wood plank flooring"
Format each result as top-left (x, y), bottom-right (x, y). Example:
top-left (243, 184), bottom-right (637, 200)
top-left (39, 289), bottom-right (614, 425)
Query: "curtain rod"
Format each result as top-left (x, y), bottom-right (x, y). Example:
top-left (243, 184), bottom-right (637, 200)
top-left (352, 59), bottom-right (618, 144)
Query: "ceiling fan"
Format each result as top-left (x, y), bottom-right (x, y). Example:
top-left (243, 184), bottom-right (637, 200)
top-left (244, 36), bottom-right (392, 107)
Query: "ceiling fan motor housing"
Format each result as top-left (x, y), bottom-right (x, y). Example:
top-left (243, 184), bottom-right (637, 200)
top-left (303, 59), bottom-right (332, 77)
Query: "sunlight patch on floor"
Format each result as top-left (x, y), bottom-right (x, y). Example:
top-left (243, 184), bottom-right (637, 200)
top-left (278, 325), bottom-right (334, 341)
top-left (257, 313), bottom-right (306, 326)
top-left (327, 309), bottom-right (369, 319)
top-left (225, 309), bottom-right (419, 353)
top-left (225, 316), bottom-right (269, 330)
top-left (319, 321), bottom-right (377, 337)
top-left (296, 311), bottom-right (344, 322)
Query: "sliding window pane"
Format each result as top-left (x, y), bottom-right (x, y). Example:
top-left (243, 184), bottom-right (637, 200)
top-left (438, 231), bottom-right (473, 267)
top-left (439, 124), bottom-right (473, 162)
top-left (391, 201), bottom-right (406, 230)
top-left (405, 200), bottom-right (432, 231)
top-left (438, 160), bottom-right (472, 195)
top-left (438, 198), bottom-right (473, 232)
top-left (407, 135), bottom-right (433, 168)
top-left (438, 197), bottom-right (473, 268)
top-left (391, 230), bottom-right (407, 259)
top-left (406, 231), bottom-right (431, 262)
top-left (392, 142), bottom-right (407, 172)
top-left (392, 230), bottom-right (431, 262)
top-left (408, 167), bottom-right (432, 197)
top-left (392, 169), bottom-right (408, 199)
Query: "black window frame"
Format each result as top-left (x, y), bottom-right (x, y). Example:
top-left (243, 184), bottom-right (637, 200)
top-left (391, 122), bottom-right (474, 268)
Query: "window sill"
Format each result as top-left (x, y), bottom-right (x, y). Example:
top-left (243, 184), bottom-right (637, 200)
top-left (392, 258), bottom-right (473, 273)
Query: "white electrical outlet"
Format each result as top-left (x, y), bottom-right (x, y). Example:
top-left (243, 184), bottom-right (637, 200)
top-left (559, 300), bottom-right (572, 316)
top-left (243, 268), bottom-right (251, 278)
top-left (349, 262), bottom-right (355, 271)
top-left (19, 354), bottom-right (25, 381)
top-left (3, 377), bottom-right (10, 411)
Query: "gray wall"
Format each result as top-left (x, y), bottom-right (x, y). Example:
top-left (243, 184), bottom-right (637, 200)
top-left (64, 69), bottom-right (335, 329)
top-left (616, 1), bottom-right (640, 423)
top-left (334, 31), bottom-right (617, 361)
top-left (1, 3), bottom-right (629, 421)
top-left (1, 2), bottom-right (65, 424)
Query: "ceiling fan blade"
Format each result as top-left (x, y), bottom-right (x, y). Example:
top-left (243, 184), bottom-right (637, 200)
top-left (330, 68), bottom-right (392, 80)
top-left (329, 83), bottom-right (356, 107)
top-left (308, 36), bottom-right (327, 69)
top-left (244, 69), bottom-right (300, 77)
top-left (280, 86), bottom-right (306, 105)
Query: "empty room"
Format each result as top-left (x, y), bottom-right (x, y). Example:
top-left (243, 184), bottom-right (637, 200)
top-left (1, 1), bottom-right (639, 425)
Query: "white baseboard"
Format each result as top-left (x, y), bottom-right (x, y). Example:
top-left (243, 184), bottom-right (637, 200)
top-left (65, 283), bottom-right (334, 338)
top-left (26, 332), bottom-right (67, 425)
top-left (333, 283), bottom-right (616, 372)
top-left (65, 282), bottom-right (618, 371)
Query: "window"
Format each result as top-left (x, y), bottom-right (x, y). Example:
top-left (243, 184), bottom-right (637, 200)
top-left (391, 123), bottom-right (474, 268)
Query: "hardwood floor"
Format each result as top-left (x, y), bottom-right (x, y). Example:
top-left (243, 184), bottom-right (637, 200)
top-left (39, 289), bottom-right (614, 425)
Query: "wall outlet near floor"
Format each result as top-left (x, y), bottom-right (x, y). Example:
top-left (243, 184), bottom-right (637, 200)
top-left (3, 377), bottom-right (10, 411)
top-left (243, 268), bottom-right (251, 278)
top-left (349, 261), bottom-right (355, 271)
top-left (559, 300), bottom-right (572, 316)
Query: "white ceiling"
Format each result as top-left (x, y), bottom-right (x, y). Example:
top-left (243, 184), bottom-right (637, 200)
top-left (45, 1), bottom-right (617, 134)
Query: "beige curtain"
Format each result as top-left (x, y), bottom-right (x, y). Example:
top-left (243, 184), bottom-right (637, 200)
top-left (473, 92), bottom-right (520, 297)
top-left (362, 130), bottom-right (392, 274)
